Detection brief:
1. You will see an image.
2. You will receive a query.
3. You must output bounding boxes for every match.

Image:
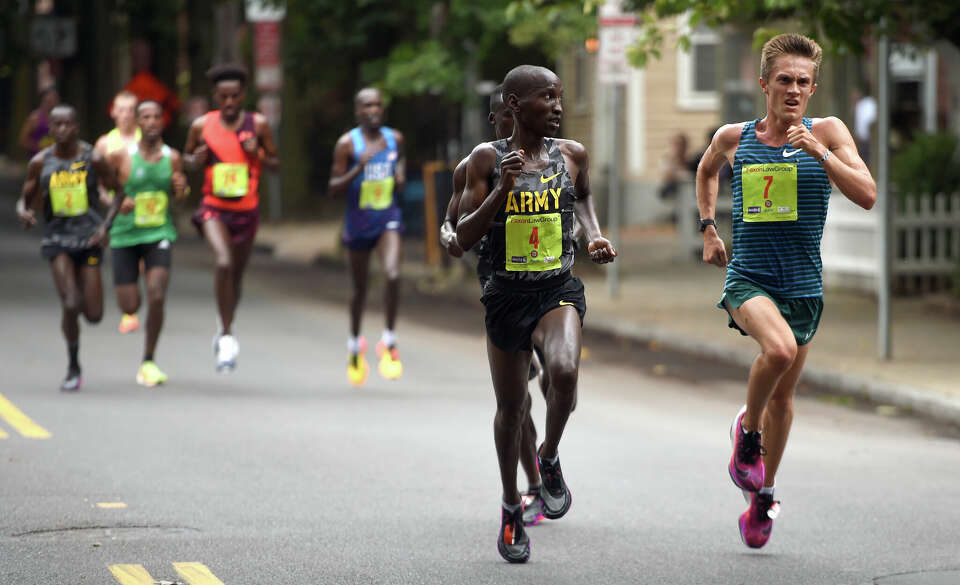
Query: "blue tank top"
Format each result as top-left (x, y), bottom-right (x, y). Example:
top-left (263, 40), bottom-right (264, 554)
top-left (343, 126), bottom-right (402, 242)
top-left (726, 118), bottom-right (831, 298)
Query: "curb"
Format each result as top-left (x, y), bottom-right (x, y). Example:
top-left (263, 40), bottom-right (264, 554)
top-left (585, 314), bottom-right (960, 428)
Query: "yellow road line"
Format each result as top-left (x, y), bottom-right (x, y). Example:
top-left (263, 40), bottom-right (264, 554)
top-left (97, 502), bottom-right (127, 509)
top-left (0, 426), bottom-right (8, 439)
top-left (0, 393), bottom-right (50, 438)
top-left (174, 562), bottom-right (227, 585)
top-left (108, 564), bottom-right (155, 585)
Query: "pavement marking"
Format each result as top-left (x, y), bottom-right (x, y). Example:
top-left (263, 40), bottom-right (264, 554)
top-left (0, 393), bottom-right (51, 438)
top-left (108, 564), bottom-right (155, 585)
top-left (174, 562), bottom-right (227, 585)
top-left (0, 427), bottom-right (8, 439)
top-left (97, 502), bottom-right (127, 509)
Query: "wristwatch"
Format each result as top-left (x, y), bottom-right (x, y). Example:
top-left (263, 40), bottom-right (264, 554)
top-left (699, 218), bottom-right (717, 233)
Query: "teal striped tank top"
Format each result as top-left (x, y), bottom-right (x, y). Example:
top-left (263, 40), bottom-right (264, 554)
top-left (726, 118), bottom-right (831, 298)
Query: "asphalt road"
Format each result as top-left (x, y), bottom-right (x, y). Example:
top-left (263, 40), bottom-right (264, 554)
top-left (2, 187), bottom-right (959, 585)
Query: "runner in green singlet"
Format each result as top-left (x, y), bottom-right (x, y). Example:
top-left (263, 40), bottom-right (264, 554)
top-left (95, 90), bottom-right (143, 334)
top-left (697, 34), bottom-right (876, 548)
top-left (106, 100), bottom-right (188, 386)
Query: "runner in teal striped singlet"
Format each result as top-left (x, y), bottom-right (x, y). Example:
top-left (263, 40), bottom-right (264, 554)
top-left (696, 34), bottom-right (876, 550)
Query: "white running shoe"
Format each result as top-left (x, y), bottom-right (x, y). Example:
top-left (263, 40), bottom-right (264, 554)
top-left (215, 334), bottom-right (239, 372)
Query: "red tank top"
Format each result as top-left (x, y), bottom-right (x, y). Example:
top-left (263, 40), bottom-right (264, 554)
top-left (201, 111), bottom-right (261, 211)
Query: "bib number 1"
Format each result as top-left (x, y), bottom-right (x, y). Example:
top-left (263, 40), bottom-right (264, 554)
top-left (50, 184), bottom-right (89, 217)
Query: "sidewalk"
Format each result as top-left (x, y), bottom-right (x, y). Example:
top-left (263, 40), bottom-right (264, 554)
top-left (257, 220), bottom-right (960, 425)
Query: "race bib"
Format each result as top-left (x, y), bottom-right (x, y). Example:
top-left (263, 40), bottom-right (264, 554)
top-left (742, 163), bottom-right (798, 222)
top-left (50, 184), bottom-right (88, 217)
top-left (134, 191), bottom-right (168, 227)
top-left (359, 177), bottom-right (394, 211)
top-left (212, 163), bottom-right (249, 198)
top-left (505, 213), bottom-right (562, 272)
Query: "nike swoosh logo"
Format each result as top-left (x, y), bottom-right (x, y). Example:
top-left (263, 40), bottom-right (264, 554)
top-left (782, 149), bottom-right (801, 157)
top-left (558, 300), bottom-right (574, 306)
top-left (540, 171), bottom-right (562, 183)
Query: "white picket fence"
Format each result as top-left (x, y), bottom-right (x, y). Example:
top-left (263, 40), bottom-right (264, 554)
top-left (677, 181), bottom-right (960, 293)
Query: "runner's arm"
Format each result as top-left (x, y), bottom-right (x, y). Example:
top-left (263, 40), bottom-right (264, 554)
top-left (456, 144), bottom-right (519, 251)
top-left (327, 134), bottom-right (363, 197)
top-left (93, 135), bottom-right (115, 207)
top-left (441, 159), bottom-right (468, 257)
top-left (254, 113), bottom-right (280, 170)
top-left (798, 117), bottom-right (876, 210)
top-left (93, 150), bottom-right (126, 228)
top-left (169, 150), bottom-right (189, 201)
top-left (566, 141), bottom-right (616, 264)
top-left (393, 130), bottom-right (406, 196)
top-left (15, 155), bottom-right (44, 229)
top-left (182, 116), bottom-right (208, 171)
top-left (696, 124), bottom-right (740, 267)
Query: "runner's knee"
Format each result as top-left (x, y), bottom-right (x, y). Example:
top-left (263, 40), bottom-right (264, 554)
top-left (547, 359), bottom-right (578, 394)
top-left (496, 397), bottom-right (527, 429)
top-left (84, 306), bottom-right (103, 324)
top-left (146, 282), bottom-right (166, 306)
top-left (763, 341), bottom-right (797, 372)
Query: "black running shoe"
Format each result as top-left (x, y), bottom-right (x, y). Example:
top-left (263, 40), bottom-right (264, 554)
top-left (60, 369), bottom-right (81, 392)
top-left (497, 504), bottom-right (530, 563)
top-left (537, 446), bottom-right (572, 519)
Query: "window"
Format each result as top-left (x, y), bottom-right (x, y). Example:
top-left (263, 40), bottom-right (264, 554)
top-left (676, 15), bottom-right (719, 111)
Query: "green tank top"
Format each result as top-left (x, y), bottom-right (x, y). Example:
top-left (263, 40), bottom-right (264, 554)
top-left (110, 143), bottom-right (178, 248)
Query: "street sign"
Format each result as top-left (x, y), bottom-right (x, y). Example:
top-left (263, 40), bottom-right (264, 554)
top-left (597, 0), bottom-right (637, 86)
top-left (30, 17), bottom-right (76, 58)
top-left (254, 21), bottom-right (282, 91)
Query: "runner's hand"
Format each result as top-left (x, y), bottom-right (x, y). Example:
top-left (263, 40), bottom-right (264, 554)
top-left (442, 231), bottom-right (464, 258)
top-left (242, 136), bottom-right (258, 155)
top-left (358, 148), bottom-right (382, 168)
top-left (172, 172), bottom-right (188, 200)
top-left (120, 197), bottom-right (136, 215)
top-left (702, 231), bottom-right (728, 267)
top-left (498, 149), bottom-right (524, 193)
top-left (192, 143), bottom-right (209, 166)
top-left (786, 124), bottom-right (827, 160)
top-left (587, 237), bottom-right (616, 264)
top-left (87, 225), bottom-right (110, 248)
top-left (17, 207), bottom-right (37, 230)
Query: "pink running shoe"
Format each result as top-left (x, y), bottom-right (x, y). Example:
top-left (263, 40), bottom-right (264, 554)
top-left (728, 405), bottom-right (765, 492)
top-left (739, 491), bottom-right (780, 548)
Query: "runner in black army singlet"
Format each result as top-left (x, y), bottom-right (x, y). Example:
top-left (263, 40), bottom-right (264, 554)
top-left (16, 104), bottom-right (126, 392)
top-left (457, 65), bottom-right (616, 563)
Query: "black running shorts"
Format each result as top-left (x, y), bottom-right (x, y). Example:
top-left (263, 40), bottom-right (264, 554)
top-left (112, 240), bottom-right (173, 285)
top-left (481, 273), bottom-right (587, 353)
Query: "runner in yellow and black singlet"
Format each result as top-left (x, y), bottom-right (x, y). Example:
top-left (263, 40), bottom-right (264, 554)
top-left (15, 104), bottom-right (126, 392)
top-left (457, 65), bottom-right (616, 563)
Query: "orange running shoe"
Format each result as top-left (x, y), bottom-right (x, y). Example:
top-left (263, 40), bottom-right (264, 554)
top-left (118, 313), bottom-right (140, 334)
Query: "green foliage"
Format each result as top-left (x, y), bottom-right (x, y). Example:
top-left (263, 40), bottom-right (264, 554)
top-left (621, 0), bottom-right (960, 68)
top-left (891, 133), bottom-right (960, 198)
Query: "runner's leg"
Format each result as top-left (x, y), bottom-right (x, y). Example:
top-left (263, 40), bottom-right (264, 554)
top-left (143, 266), bottom-right (171, 361)
top-left (202, 219), bottom-right (235, 334)
top-left (347, 247), bottom-right (372, 337)
top-left (760, 343), bottom-right (809, 487)
top-left (376, 230), bottom-right (401, 331)
top-left (725, 296), bottom-right (798, 432)
top-left (488, 337), bottom-right (533, 506)
top-left (533, 306), bottom-right (581, 459)
top-left (51, 253), bottom-right (82, 350)
top-left (78, 261), bottom-right (104, 325)
top-left (229, 237), bottom-right (256, 315)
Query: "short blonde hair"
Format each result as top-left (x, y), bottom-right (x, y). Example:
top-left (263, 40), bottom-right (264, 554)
top-left (760, 34), bottom-right (822, 82)
top-left (111, 90), bottom-right (138, 109)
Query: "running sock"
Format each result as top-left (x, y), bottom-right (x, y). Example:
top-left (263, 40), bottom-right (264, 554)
top-left (380, 329), bottom-right (397, 348)
top-left (527, 484), bottom-right (541, 493)
top-left (759, 485), bottom-right (775, 496)
top-left (347, 336), bottom-right (360, 354)
top-left (502, 501), bottom-right (522, 513)
top-left (67, 342), bottom-right (79, 371)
